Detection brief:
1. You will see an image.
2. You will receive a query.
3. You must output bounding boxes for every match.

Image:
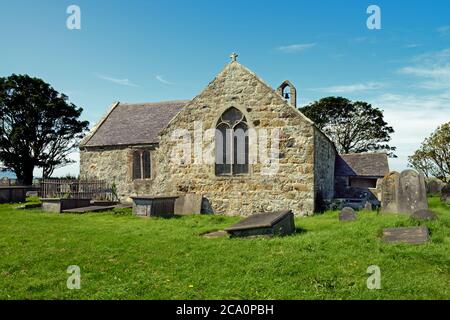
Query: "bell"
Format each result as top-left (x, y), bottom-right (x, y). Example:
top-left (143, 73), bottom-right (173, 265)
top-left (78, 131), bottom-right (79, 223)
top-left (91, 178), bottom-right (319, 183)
top-left (284, 92), bottom-right (290, 99)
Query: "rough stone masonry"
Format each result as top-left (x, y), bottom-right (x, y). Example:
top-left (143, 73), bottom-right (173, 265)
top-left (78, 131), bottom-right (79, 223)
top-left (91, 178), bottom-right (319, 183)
top-left (80, 55), bottom-right (338, 216)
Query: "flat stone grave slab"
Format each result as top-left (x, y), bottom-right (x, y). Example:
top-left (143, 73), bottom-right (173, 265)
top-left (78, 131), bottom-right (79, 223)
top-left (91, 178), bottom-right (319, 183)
top-left (382, 226), bottom-right (429, 244)
top-left (202, 230), bottom-right (228, 239)
top-left (225, 210), bottom-right (295, 238)
top-left (339, 207), bottom-right (357, 221)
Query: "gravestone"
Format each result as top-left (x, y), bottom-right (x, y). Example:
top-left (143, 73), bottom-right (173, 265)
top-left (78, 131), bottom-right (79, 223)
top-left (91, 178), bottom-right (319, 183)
top-left (441, 184), bottom-right (450, 204)
top-left (364, 202), bottom-right (373, 211)
top-left (174, 194), bottom-right (203, 215)
top-left (225, 210), bottom-right (295, 238)
top-left (382, 227), bottom-right (429, 244)
top-left (397, 170), bottom-right (428, 213)
top-left (426, 179), bottom-right (444, 195)
top-left (379, 170), bottom-right (428, 215)
top-left (379, 172), bottom-right (400, 213)
top-left (339, 207), bottom-right (357, 221)
top-left (411, 209), bottom-right (438, 221)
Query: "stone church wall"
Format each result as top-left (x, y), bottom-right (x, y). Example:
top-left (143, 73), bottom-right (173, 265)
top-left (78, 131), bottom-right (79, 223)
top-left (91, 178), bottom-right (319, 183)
top-left (314, 128), bottom-right (336, 204)
top-left (149, 62), bottom-right (334, 216)
top-left (80, 146), bottom-right (155, 202)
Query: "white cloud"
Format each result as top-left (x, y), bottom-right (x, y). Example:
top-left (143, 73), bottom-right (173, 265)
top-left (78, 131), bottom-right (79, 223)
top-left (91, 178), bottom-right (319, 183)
top-left (405, 43), bottom-right (422, 48)
top-left (276, 43), bottom-right (316, 53)
top-left (399, 48), bottom-right (450, 89)
top-left (309, 82), bottom-right (386, 94)
top-left (33, 152), bottom-right (80, 178)
top-left (95, 73), bottom-right (139, 87)
top-left (156, 75), bottom-right (175, 85)
top-left (437, 25), bottom-right (450, 36)
top-left (369, 92), bottom-right (450, 172)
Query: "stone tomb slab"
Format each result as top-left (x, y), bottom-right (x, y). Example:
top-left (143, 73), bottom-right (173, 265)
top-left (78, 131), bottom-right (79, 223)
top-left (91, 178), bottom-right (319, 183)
top-left (225, 210), bottom-right (295, 238)
top-left (131, 196), bottom-right (179, 218)
top-left (382, 226), bottom-right (429, 244)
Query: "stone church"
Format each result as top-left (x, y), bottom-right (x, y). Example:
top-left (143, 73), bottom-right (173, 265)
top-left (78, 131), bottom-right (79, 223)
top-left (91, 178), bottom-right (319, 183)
top-left (80, 54), bottom-right (387, 216)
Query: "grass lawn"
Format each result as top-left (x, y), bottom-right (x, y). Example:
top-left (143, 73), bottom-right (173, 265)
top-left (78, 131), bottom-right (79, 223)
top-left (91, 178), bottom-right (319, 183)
top-left (0, 197), bottom-right (448, 300)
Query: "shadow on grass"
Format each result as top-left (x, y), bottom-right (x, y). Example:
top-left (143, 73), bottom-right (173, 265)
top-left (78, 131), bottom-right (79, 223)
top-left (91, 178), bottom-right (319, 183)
top-left (295, 227), bottom-right (307, 235)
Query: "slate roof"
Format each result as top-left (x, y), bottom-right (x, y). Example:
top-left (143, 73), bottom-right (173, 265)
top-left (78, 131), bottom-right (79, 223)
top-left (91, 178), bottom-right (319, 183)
top-left (335, 153), bottom-right (389, 177)
top-left (81, 100), bottom-right (188, 147)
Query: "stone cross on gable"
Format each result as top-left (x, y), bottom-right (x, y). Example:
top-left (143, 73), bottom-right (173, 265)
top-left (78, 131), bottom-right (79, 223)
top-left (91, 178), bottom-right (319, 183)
top-left (230, 52), bottom-right (238, 62)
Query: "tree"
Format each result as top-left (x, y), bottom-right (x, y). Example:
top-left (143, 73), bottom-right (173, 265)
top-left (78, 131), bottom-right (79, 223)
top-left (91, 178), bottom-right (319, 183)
top-left (300, 97), bottom-right (396, 157)
top-left (408, 122), bottom-right (450, 182)
top-left (0, 74), bottom-right (89, 185)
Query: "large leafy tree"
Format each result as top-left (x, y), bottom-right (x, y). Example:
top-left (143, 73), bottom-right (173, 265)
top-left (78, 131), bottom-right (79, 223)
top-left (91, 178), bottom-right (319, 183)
top-left (0, 74), bottom-right (89, 185)
top-left (408, 122), bottom-right (450, 182)
top-left (300, 97), bottom-right (396, 157)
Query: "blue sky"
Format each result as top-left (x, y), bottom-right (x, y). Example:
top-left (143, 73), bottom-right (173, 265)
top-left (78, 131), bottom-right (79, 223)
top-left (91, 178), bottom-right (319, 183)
top-left (0, 0), bottom-right (449, 176)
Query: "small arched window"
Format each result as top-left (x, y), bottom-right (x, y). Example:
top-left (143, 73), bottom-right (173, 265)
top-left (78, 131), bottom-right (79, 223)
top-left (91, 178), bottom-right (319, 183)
top-left (132, 149), bottom-right (151, 180)
top-left (215, 107), bottom-right (249, 176)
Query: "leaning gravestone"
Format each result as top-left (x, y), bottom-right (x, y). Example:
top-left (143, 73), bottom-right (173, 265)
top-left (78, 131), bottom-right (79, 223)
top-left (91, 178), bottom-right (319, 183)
top-left (382, 226), bottom-right (429, 244)
top-left (411, 209), bottom-right (438, 221)
top-left (339, 207), bottom-right (357, 221)
top-left (380, 170), bottom-right (428, 215)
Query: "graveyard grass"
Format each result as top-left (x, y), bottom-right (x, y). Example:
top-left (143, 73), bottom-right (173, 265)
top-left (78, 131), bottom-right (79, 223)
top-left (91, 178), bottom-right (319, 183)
top-left (0, 197), bottom-right (449, 300)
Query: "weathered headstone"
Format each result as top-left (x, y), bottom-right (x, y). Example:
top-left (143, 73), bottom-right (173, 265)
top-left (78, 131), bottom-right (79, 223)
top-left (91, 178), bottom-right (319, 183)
top-left (441, 184), bottom-right (450, 204)
top-left (379, 172), bottom-right (400, 213)
top-left (382, 227), bottom-right (429, 244)
top-left (225, 210), bottom-right (295, 238)
top-left (426, 179), bottom-right (445, 195)
top-left (398, 170), bottom-right (428, 213)
top-left (339, 207), bottom-right (357, 221)
top-left (174, 193), bottom-right (203, 215)
top-left (364, 202), bottom-right (373, 211)
top-left (379, 170), bottom-right (428, 215)
top-left (411, 209), bottom-right (438, 221)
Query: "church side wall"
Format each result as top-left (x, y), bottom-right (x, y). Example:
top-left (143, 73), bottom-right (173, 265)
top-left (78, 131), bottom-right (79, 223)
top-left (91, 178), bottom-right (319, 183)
top-left (314, 128), bottom-right (336, 205)
top-left (80, 146), bottom-right (155, 202)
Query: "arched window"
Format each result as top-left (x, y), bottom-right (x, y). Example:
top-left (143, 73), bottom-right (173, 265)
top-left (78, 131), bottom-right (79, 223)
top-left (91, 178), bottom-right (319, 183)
top-left (215, 107), bottom-right (249, 176)
top-left (132, 149), bottom-right (151, 180)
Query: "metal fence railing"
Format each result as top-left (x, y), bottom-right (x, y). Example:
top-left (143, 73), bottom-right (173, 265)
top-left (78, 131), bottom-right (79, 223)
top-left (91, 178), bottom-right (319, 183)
top-left (40, 179), bottom-right (113, 200)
